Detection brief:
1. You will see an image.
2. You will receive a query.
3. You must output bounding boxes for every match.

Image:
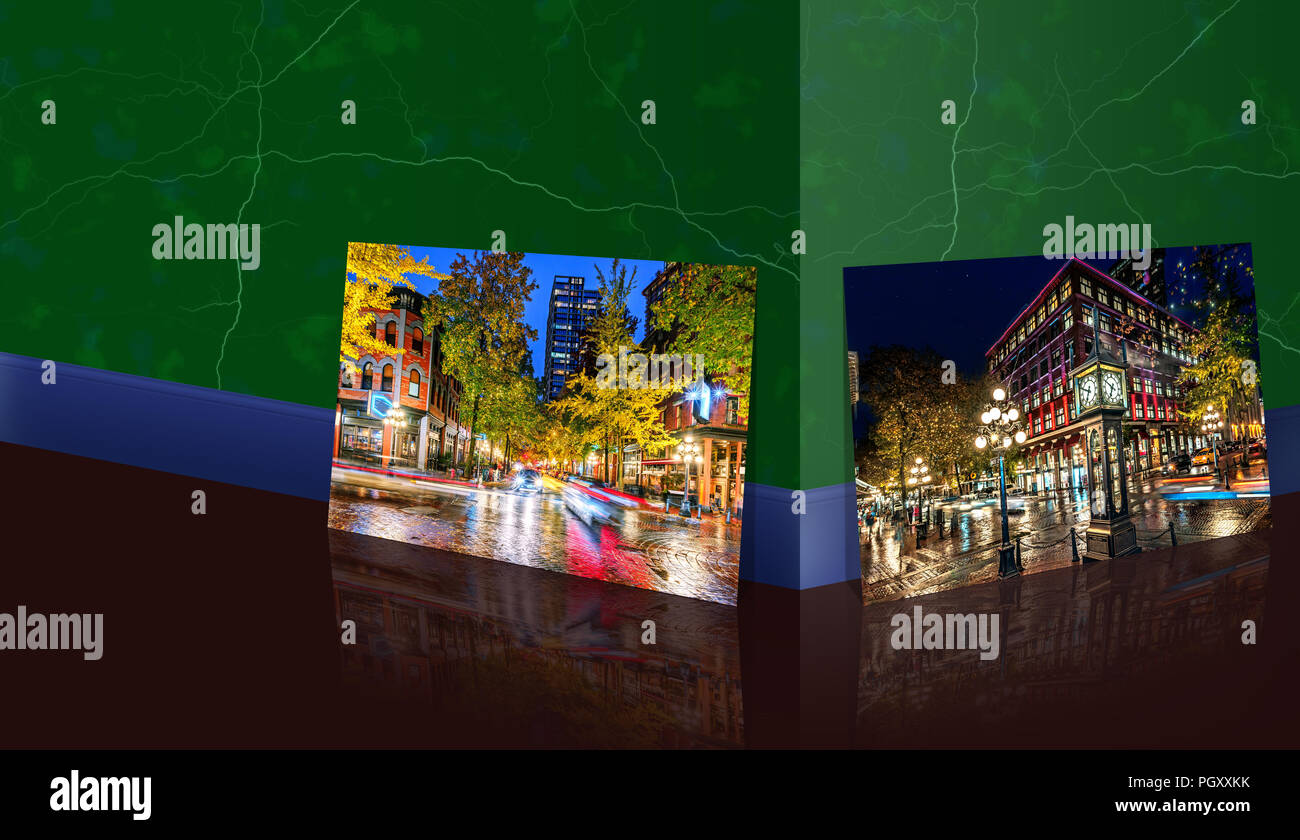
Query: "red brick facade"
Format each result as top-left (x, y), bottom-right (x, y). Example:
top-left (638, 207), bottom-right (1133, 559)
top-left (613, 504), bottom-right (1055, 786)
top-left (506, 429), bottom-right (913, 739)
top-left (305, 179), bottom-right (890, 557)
top-left (334, 287), bottom-right (468, 473)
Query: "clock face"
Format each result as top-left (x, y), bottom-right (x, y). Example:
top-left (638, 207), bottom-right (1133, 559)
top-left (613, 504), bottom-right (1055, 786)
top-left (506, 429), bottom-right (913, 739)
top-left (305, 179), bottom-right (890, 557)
top-left (1077, 375), bottom-right (1098, 407)
top-left (1101, 371), bottom-right (1123, 405)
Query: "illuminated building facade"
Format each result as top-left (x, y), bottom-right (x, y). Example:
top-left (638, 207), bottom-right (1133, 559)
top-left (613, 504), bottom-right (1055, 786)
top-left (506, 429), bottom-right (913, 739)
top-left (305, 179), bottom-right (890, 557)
top-left (985, 258), bottom-right (1204, 492)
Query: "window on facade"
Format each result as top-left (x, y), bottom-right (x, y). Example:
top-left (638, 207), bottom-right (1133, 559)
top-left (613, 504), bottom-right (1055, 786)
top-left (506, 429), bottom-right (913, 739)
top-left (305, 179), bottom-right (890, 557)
top-left (382, 363), bottom-right (394, 391)
top-left (1034, 416), bottom-right (1042, 434)
top-left (1044, 414), bottom-right (1053, 430)
top-left (1143, 380), bottom-right (1151, 394)
top-left (726, 397), bottom-right (739, 425)
top-left (1136, 403), bottom-right (1145, 419)
top-left (1053, 379), bottom-right (1063, 398)
top-left (408, 369), bottom-right (420, 397)
top-left (1158, 404), bottom-right (1165, 420)
top-left (1056, 406), bottom-right (1065, 427)
top-left (1099, 312), bottom-right (1111, 333)
top-left (1080, 277), bottom-right (1092, 298)
top-left (412, 327), bottom-right (424, 355)
top-left (1031, 392), bottom-right (1040, 408)
top-left (361, 362), bottom-right (373, 390)
top-left (1042, 386), bottom-right (1051, 404)
top-left (385, 322), bottom-right (397, 347)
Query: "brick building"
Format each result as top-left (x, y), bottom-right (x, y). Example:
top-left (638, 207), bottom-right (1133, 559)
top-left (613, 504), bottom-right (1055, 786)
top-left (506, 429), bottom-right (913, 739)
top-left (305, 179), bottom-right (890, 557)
top-left (985, 258), bottom-right (1203, 493)
top-left (334, 286), bottom-right (469, 473)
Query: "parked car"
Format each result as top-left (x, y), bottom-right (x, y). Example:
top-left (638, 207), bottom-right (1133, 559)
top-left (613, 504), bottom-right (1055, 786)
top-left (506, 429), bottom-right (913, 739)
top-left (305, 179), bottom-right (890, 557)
top-left (1191, 448), bottom-right (1215, 467)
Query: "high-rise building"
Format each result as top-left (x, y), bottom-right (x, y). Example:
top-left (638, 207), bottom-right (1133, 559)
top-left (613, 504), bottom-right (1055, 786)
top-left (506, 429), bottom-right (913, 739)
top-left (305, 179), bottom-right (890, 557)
top-left (1108, 248), bottom-right (1167, 308)
top-left (848, 350), bottom-right (859, 406)
top-left (542, 275), bottom-right (600, 401)
top-left (642, 261), bottom-right (684, 350)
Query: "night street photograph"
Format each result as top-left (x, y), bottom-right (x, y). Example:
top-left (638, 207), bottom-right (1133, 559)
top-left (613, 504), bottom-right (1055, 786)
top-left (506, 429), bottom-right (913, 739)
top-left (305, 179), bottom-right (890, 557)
top-left (328, 243), bottom-right (754, 604)
top-left (846, 245), bottom-right (1269, 602)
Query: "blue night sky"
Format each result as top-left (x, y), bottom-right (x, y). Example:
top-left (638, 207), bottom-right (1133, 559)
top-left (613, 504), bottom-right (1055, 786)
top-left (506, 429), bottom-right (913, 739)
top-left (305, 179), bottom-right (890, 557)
top-left (399, 245), bottom-right (665, 376)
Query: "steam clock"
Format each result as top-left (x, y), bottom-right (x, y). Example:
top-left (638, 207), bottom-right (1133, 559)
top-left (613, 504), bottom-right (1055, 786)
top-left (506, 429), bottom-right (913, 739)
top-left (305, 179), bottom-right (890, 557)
top-left (1070, 358), bottom-right (1139, 560)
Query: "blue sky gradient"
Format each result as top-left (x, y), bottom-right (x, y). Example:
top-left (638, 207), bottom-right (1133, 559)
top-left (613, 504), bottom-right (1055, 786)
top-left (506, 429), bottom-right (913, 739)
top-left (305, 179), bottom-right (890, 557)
top-left (401, 245), bottom-right (665, 376)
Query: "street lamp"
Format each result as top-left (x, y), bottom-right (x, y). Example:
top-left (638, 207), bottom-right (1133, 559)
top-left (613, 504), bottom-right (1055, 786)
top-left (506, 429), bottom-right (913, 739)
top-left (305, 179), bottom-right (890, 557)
top-left (679, 435), bottom-right (702, 515)
top-left (1202, 404), bottom-right (1226, 486)
top-left (906, 456), bottom-right (932, 533)
top-left (974, 385), bottom-right (1027, 578)
top-left (383, 407), bottom-right (407, 465)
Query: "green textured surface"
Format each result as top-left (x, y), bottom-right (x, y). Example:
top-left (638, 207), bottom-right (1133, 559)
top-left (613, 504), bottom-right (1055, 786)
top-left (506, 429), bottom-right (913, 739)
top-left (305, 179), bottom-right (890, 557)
top-left (5, 1), bottom-right (1299, 497)
top-left (0, 0), bottom-right (799, 484)
top-left (802, 0), bottom-right (1300, 490)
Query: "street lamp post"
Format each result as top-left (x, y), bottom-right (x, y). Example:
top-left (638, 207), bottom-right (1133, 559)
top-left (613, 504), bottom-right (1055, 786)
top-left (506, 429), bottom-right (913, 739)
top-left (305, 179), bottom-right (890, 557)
top-left (1202, 404), bottom-right (1226, 488)
top-left (907, 457), bottom-right (932, 537)
top-left (974, 386), bottom-right (1028, 578)
top-left (679, 435), bottom-right (702, 515)
top-left (383, 408), bottom-right (407, 469)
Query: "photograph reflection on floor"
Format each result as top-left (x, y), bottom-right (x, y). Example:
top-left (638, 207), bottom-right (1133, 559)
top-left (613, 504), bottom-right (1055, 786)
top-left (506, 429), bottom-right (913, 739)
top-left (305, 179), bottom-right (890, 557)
top-left (332, 523), bottom-right (1281, 747)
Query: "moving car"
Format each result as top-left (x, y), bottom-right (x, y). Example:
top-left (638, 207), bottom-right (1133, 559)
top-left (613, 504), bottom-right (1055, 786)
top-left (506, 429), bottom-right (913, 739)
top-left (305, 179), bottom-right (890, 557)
top-left (562, 477), bottom-right (645, 525)
top-left (1162, 453), bottom-right (1192, 475)
top-left (1191, 448), bottom-right (1215, 468)
top-left (510, 468), bottom-right (543, 494)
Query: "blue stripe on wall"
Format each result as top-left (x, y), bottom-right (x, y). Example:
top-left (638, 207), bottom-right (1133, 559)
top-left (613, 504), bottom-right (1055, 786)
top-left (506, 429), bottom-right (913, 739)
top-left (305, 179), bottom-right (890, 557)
top-left (741, 479), bottom-right (860, 589)
top-left (0, 353), bottom-right (335, 500)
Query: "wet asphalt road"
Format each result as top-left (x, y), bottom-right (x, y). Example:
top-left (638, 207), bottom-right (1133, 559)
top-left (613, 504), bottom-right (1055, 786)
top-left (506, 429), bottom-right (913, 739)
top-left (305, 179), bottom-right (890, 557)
top-left (328, 467), bottom-right (741, 604)
top-left (860, 461), bottom-right (1271, 601)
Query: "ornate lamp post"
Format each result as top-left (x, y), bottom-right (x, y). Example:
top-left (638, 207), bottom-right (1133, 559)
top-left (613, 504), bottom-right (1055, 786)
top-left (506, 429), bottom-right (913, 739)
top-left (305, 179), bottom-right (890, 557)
top-left (974, 386), bottom-right (1027, 578)
top-left (1202, 404), bottom-right (1226, 487)
top-left (906, 457), bottom-right (932, 535)
top-left (679, 435), bottom-right (702, 515)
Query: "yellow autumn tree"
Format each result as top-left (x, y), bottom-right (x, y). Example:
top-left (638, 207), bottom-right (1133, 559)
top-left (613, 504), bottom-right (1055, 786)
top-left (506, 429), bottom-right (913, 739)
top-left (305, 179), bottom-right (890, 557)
top-left (340, 242), bottom-right (448, 366)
